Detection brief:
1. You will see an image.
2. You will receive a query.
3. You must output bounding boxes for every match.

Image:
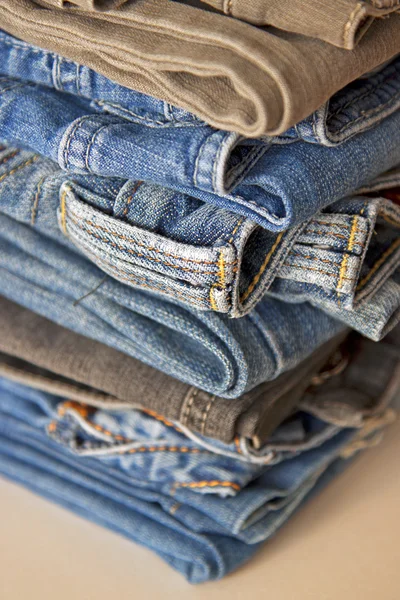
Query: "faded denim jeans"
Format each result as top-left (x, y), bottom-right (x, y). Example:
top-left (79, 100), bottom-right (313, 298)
top-left (0, 324), bottom-right (396, 581)
top-left (1, 31), bottom-right (400, 231)
top-left (0, 143), bottom-right (399, 337)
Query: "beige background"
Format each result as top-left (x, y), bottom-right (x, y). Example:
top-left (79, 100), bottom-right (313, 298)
top-left (1, 419), bottom-right (400, 600)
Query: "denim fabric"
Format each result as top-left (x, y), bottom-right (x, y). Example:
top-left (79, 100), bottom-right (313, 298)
top-left (1, 31), bottom-right (400, 230)
top-left (0, 295), bottom-right (348, 445)
top-left (0, 146), bottom-right (347, 398)
top-left (0, 142), bottom-right (399, 330)
top-left (269, 196), bottom-right (400, 340)
top-left (0, 376), bottom-right (394, 581)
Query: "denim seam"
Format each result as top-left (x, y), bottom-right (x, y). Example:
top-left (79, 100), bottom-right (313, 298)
top-left (85, 123), bottom-right (112, 174)
top-left (171, 480), bottom-right (241, 493)
top-left (225, 145), bottom-right (267, 192)
top-left (0, 149), bottom-right (20, 168)
top-left (0, 35), bottom-right (198, 127)
top-left (356, 237), bottom-right (400, 292)
top-left (94, 99), bottom-right (203, 128)
top-left (282, 261), bottom-right (356, 282)
top-left (121, 181), bottom-right (144, 216)
top-left (63, 115), bottom-right (95, 170)
top-left (30, 175), bottom-right (47, 225)
top-left (181, 388), bottom-right (199, 427)
top-left (327, 69), bottom-right (400, 138)
top-left (337, 215), bottom-right (360, 298)
top-left (327, 62), bottom-right (400, 123)
top-left (200, 395), bottom-right (216, 435)
top-left (240, 232), bottom-right (284, 303)
top-left (0, 155), bottom-right (40, 184)
top-left (64, 200), bottom-right (234, 272)
top-left (212, 133), bottom-right (235, 194)
top-left (70, 248), bottom-right (207, 308)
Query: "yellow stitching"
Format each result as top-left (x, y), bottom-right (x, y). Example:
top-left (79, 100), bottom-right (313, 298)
top-left (66, 203), bottom-right (237, 267)
top-left (303, 227), bottom-right (365, 241)
top-left (234, 435), bottom-right (242, 454)
top-left (356, 238), bottom-right (400, 291)
top-left (209, 284), bottom-right (219, 310)
top-left (0, 150), bottom-right (19, 167)
top-left (123, 446), bottom-right (202, 455)
top-left (228, 217), bottom-right (244, 244)
top-left (174, 480), bottom-right (241, 491)
top-left (218, 251), bottom-right (225, 287)
top-left (337, 216), bottom-right (359, 293)
top-left (31, 176), bottom-right (46, 225)
top-left (0, 155), bottom-right (39, 184)
top-left (240, 232), bottom-right (284, 303)
top-left (60, 189), bottom-right (68, 234)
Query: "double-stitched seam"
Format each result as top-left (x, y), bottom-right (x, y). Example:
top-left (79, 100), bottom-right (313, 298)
top-left (288, 250), bottom-right (351, 267)
top-left (200, 395), bottom-right (216, 435)
top-left (72, 238), bottom-right (205, 307)
top-left (82, 256), bottom-right (204, 307)
top-left (85, 123), bottom-right (113, 174)
top-left (240, 232), bottom-right (284, 303)
top-left (65, 201), bottom-right (237, 268)
top-left (63, 115), bottom-right (94, 170)
top-left (181, 388), bottom-right (199, 427)
top-left (0, 155), bottom-right (39, 185)
top-left (337, 216), bottom-right (359, 297)
top-left (66, 215), bottom-right (228, 275)
top-left (303, 227), bottom-right (365, 242)
top-left (122, 181), bottom-right (143, 217)
top-left (311, 218), bottom-right (362, 231)
top-left (31, 175), bottom-right (46, 225)
top-left (356, 237), bottom-right (400, 291)
top-left (327, 68), bottom-right (400, 136)
top-left (282, 262), bottom-right (356, 281)
top-left (227, 217), bottom-right (245, 244)
top-left (172, 480), bottom-right (241, 492)
top-left (327, 63), bottom-right (400, 122)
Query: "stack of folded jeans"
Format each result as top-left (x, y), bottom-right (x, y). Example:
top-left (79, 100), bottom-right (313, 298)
top-left (0, 0), bottom-right (399, 583)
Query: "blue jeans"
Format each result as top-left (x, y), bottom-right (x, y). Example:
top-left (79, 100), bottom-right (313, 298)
top-left (1, 30), bottom-right (400, 231)
top-left (0, 144), bottom-right (398, 339)
top-left (0, 376), bottom-right (378, 582)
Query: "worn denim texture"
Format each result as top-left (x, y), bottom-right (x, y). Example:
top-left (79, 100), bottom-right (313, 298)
top-left (1, 143), bottom-right (398, 335)
top-left (0, 375), bottom-right (390, 582)
top-left (1, 31), bottom-right (400, 231)
top-left (0, 145), bottom-right (349, 398)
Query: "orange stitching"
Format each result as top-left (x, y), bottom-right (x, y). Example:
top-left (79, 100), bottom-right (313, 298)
top-left (51, 403), bottom-right (204, 455)
top-left (123, 446), bottom-right (202, 455)
top-left (0, 150), bottom-right (19, 167)
top-left (174, 480), bottom-right (241, 491)
top-left (65, 202), bottom-right (237, 267)
top-left (0, 155), bottom-right (39, 184)
top-left (303, 227), bottom-right (365, 242)
top-left (60, 189), bottom-right (68, 234)
top-left (122, 181), bottom-right (143, 217)
top-left (234, 435), bottom-right (242, 454)
top-left (356, 238), bottom-right (400, 291)
top-left (228, 217), bottom-right (245, 244)
top-left (283, 262), bottom-right (355, 281)
top-left (337, 216), bottom-right (359, 293)
top-left (311, 219), bottom-right (352, 230)
top-left (76, 244), bottom-right (205, 308)
top-left (141, 408), bottom-right (183, 434)
top-left (240, 232), bottom-right (284, 303)
top-left (67, 211), bottom-right (237, 275)
top-left (31, 175), bottom-right (46, 225)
